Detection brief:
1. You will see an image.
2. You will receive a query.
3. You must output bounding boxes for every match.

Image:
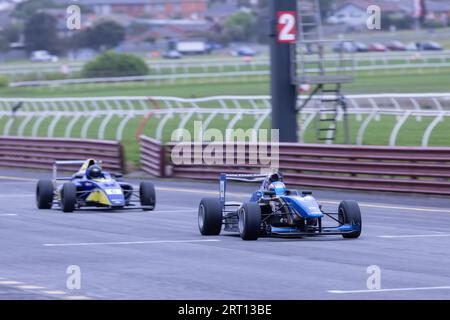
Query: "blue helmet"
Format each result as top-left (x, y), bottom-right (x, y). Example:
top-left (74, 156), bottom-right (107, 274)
top-left (269, 181), bottom-right (286, 196)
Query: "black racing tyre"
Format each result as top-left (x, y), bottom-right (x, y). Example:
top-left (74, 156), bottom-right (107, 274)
top-left (198, 197), bottom-right (222, 236)
top-left (61, 183), bottom-right (77, 213)
top-left (36, 180), bottom-right (54, 209)
top-left (140, 181), bottom-right (156, 211)
top-left (238, 202), bottom-right (261, 241)
top-left (338, 200), bottom-right (362, 239)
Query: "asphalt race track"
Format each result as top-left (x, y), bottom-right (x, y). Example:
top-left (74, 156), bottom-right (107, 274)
top-left (0, 169), bottom-right (449, 300)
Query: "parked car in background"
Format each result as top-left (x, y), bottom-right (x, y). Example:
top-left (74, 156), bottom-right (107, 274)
top-left (163, 50), bottom-right (182, 59)
top-left (354, 42), bottom-right (369, 52)
top-left (386, 41), bottom-right (407, 51)
top-left (235, 46), bottom-right (257, 57)
top-left (332, 41), bottom-right (355, 53)
top-left (206, 42), bottom-right (223, 52)
top-left (419, 41), bottom-right (444, 51)
top-left (30, 50), bottom-right (58, 62)
top-left (406, 42), bottom-right (420, 51)
top-left (368, 42), bottom-right (387, 52)
top-left (332, 41), bottom-right (368, 53)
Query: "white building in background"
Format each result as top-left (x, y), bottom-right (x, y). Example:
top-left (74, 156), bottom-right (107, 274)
top-left (0, 0), bottom-right (24, 13)
top-left (326, 0), bottom-right (409, 27)
top-left (326, 0), bottom-right (450, 28)
top-left (326, 2), bottom-right (368, 27)
top-left (0, 1), bottom-right (13, 11)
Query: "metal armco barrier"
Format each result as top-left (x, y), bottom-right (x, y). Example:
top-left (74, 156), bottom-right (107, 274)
top-left (4, 134), bottom-right (447, 195)
top-left (277, 144), bottom-right (450, 195)
top-left (140, 135), bottom-right (165, 177)
top-left (0, 136), bottom-right (124, 172)
top-left (139, 137), bottom-right (450, 195)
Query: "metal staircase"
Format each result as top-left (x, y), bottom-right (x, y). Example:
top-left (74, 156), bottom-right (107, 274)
top-left (293, 0), bottom-right (354, 144)
top-left (315, 84), bottom-right (348, 143)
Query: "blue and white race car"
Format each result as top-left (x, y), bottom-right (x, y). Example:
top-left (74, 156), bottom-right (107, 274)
top-left (198, 173), bottom-right (362, 240)
top-left (36, 159), bottom-right (156, 212)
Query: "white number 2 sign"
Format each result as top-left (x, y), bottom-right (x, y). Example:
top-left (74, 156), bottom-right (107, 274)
top-left (277, 11), bottom-right (296, 43)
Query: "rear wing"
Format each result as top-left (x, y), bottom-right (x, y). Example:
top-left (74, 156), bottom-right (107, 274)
top-left (219, 173), bottom-right (267, 209)
top-left (52, 159), bottom-right (102, 181)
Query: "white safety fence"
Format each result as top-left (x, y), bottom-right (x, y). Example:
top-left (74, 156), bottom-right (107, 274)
top-left (3, 50), bottom-right (450, 86)
top-left (2, 50), bottom-right (449, 75)
top-left (9, 70), bottom-right (270, 87)
top-left (10, 61), bottom-right (450, 88)
top-left (0, 94), bottom-right (449, 146)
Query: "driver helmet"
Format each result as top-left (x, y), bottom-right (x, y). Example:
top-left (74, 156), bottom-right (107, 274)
top-left (269, 172), bottom-right (282, 183)
top-left (86, 165), bottom-right (102, 179)
top-left (268, 181), bottom-right (286, 196)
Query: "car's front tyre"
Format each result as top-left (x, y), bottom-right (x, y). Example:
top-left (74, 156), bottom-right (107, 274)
top-left (140, 182), bottom-right (156, 211)
top-left (36, 180), bottom-right (54, 209)
top-left (238, 202), bottom-right (261, 240)
top-left (339, 200), bottom-right (362, 239)
top-left (198, 198), bottom-right (222, 236)
top-left (61, 183), bottom-right (77, 213)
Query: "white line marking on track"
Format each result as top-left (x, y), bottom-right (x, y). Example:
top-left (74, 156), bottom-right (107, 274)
top-left (0, 280), bottom-right (22, 285)
top-left (317, 200), bottom-right (450, 213)
top-left (0, 175), bottom-right (36, 182)
top-left (0, 214), bottom-right (17, 216)
top-left (43, 239), bottom-right (221, 247)
top-left (379, 233), bottom-right (450, 238)
top-left (0, 194), bottom-right (34, 198)
top-left (0, 277), bottom-right (94, 299)
top-left (41, 290), bottom-right (67, 295)
top-left (152, 210), bottom-right (197, 213)
top-left (156, 186), bottom-right (216, 194)
top-left (15, 285), bottom-right (45, 290)
top-left (328, 286), bottom-right (450, 294)
top-left (64, 295), bottom-right (92, 300)
top-left (156, 186), bottom-right (450, 213)
top-left (356, 203), bottom-right (450, 214)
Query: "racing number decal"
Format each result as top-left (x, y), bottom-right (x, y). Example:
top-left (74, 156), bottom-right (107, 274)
top-left (277, 11), bottom-right (296, 43)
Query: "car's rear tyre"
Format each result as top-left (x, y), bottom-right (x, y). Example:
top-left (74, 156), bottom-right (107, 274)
top-left (140, 182), bottom-right (156, 211)
top-left (339, 200), bottom-right (362, 239)
top-left (238, 202), bottom-right (261, 240)
top-left (198, 198), bottom-right (222, 236)
top-left (61, 183), bottom-right (77, 213)
top-left (36, 180), bottom-right (54, 209)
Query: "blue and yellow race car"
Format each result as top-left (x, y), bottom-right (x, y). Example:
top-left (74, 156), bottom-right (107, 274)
top-left (198, 173), bottom-right (362, 240)
top-left (36, 159), bottom-right (156, 212)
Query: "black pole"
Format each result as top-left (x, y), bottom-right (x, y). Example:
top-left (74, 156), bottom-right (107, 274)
top-left (270, 0), bottom-right (298, 142)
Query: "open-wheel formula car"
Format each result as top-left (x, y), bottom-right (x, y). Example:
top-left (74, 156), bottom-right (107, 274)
top-left (36, 159), bottom-right (156, 212)
top-left (198, 173), bottom-right (362, 240)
